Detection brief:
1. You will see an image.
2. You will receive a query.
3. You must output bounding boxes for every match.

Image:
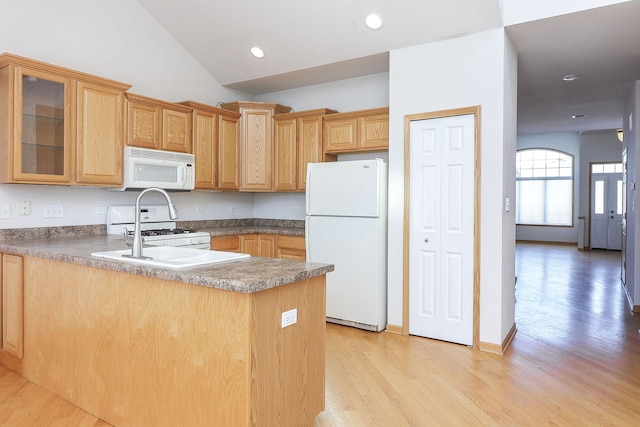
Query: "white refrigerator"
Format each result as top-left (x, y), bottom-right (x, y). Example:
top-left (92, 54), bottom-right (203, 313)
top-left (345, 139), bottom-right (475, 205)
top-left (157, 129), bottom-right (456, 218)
top-left (305, 159), bottom-right (388, 332)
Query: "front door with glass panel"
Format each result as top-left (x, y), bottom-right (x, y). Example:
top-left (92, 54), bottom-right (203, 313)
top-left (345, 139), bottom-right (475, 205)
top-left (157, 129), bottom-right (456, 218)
top-left (590, 163), bottom-right (623, 250)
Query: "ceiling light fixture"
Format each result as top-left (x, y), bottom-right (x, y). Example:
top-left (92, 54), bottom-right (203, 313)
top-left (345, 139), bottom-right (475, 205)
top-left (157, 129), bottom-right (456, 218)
top-left (365, 14), bottom-right (382, 30)
top-left (250, 46), bottom-right (265, 59)
top-left (571, 114), bottom-right (585, 119)
top-left (563, 73), bottom-right (583, 81)
top-left (617, 129), bottom-right (624, 142)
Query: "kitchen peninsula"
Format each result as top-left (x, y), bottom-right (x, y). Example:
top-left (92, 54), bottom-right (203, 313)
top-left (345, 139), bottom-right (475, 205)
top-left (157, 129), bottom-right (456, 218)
top-left (0, 234), bottom-right (333, 426)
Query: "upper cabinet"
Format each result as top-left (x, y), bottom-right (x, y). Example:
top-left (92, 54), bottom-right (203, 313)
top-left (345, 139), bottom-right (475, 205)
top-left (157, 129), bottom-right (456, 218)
top-left (178, 100), bottom-right (240, 191)
top-left (323, 107), bottom-right (389, 154)
top-left (220, 102), bottom-right (292, 192)
top-left (274, 108), bottom-right (337, 192)
top-left (76, 81), bottom-right (127, 186)
top-left (126, 93), bottom-right (192, 153)
top-left (0, 53), bottom-right (130, 186)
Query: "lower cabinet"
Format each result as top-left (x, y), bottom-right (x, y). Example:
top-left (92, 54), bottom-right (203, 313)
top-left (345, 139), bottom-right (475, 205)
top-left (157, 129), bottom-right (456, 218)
top-left (210, 234), bottom-right (242, 252)
top-left (12, 256), bottom-right (325, 426)
top-left (1, 253), bottom-right (24, 359)
top-left (276, 235), bottom-right (306, 261)
top-left (211, 234), bottom-right (305, 260)
top-left (239, 234), bottom-right (258, 256)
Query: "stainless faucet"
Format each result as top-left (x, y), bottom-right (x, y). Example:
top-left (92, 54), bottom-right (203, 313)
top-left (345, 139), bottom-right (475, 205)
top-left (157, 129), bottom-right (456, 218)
top-left (125, 188), bottom-right (179, 259)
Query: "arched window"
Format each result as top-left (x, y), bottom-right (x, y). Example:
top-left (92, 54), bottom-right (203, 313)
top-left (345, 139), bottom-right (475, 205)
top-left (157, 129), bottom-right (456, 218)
top-left (516, 148), bottom-right (574, 226)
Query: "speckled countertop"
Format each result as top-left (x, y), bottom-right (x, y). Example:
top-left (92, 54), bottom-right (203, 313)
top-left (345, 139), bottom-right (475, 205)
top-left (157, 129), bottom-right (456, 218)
top-left (193, 218), bottom-right (305, 237)
top-left (201, 225), bottom-right (304, 237)
top-left (0, 234), bottom-right (333, 294)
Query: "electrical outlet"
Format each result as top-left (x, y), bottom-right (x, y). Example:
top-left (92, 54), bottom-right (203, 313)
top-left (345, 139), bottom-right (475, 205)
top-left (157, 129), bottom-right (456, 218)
top-left (0, 203), bottom-right (10, 219)
top-left (291, 206), bottom-right (299, 213)
top-left (95, 206), bottom-right (108, 215)
top-left (281, 308), bottom-right (298, 328)
top-left (229, 206), bottom-right (238, 213)
top-left (196, 205), bottom-right (205, 214)
top-left (20, 200), bottom-right (31, 216)
top-left (43, 203), bottom-right (64, 218)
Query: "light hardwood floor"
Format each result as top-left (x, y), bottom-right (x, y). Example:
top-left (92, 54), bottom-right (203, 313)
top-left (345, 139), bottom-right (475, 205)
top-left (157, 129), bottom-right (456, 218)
top-left (2, 243), bottom-right (640, 426)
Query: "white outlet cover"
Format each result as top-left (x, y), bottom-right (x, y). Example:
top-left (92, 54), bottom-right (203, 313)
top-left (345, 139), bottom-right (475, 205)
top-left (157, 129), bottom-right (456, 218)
top-left (0, 203), bottom-right (10, 219)
top-left (281, 308), bottom-right (298, 328)
top-left (43, 204), bottom-right (64, 218)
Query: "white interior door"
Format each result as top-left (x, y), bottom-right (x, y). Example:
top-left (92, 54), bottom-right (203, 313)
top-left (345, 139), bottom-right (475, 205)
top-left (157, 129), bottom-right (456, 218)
top-left (591, 172), bottom-right (622, 250)
top-left (408, 114), bottom-right (475, 345)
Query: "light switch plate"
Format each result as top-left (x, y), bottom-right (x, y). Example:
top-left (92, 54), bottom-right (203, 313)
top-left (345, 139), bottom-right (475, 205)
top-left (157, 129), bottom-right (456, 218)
top-left (0, 203), bottom-right (10, 219)
top-left (43, 203), bottom-right (64, 218)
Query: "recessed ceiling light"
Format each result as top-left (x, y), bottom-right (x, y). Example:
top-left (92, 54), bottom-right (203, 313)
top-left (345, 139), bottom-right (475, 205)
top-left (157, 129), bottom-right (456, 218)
top-left (365, 14), bottom-right (382, 30)
top-left (572, 114), bottom-right (586, 119)
top-left (563, 74), bottom-right (583, 81)
top-left (250, 46), bottom-right (265, 59)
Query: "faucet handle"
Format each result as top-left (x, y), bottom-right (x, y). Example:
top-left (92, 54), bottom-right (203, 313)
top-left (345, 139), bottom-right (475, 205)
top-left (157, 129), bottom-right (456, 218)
top-left (123, 228), bottom-right (146, 247)
top-left (123, 228), bottom-right (132, 247)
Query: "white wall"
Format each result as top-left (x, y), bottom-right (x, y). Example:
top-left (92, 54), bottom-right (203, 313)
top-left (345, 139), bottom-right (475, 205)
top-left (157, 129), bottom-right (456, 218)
top-left (623, 81), bottom-right (639, 304)
top-left (253, 193), bottom-right (305, 220)
top-left (0, 185), bottom-right (255, 228)
top-left (389, 29), bottom-right (517, 346)
top-left (255, 73), bottom-right (389, 112)
top-left (501, 0), bottom-right (630, 25)
top-left (515, 132), bottom-right (581, 243)
top-left (0, 0), bottom-right (248, 104)
top-left (501, 33), bottom-right (519, 342)
top-left (0, 0), bottom-right (257, 228)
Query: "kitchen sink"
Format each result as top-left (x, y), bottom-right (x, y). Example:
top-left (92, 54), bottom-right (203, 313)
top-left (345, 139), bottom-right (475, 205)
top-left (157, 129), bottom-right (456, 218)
top-left (91, 246), bottom-right (250, 269)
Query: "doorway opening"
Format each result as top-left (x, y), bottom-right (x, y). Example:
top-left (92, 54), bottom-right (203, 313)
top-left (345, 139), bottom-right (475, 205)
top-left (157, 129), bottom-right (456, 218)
top-left (589, 162), bottom-right (623, 251)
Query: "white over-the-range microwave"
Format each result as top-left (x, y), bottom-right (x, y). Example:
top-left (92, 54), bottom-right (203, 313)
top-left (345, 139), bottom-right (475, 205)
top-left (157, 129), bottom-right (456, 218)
top-left (111, 146), bottom-right (195, 191)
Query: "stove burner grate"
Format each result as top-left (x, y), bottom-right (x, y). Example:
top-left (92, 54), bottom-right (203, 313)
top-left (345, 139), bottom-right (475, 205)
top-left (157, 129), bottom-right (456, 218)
top-left (127, 228), bottom-right (197, 237)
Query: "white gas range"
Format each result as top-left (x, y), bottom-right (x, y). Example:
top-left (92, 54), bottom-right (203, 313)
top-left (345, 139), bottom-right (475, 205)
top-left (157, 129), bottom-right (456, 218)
top-left (107, 205), bottom-right (211, 249)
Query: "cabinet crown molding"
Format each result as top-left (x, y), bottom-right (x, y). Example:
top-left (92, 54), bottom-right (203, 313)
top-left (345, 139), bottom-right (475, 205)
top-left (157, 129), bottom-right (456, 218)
top-left (219, 101), bottom-right (292, 115)
top-left (0, 52), bottom-right (131, 91)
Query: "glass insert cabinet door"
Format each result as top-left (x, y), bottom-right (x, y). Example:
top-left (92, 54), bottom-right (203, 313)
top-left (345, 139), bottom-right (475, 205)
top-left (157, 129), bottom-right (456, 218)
top-left (14, 66), bottom-right (72, 182)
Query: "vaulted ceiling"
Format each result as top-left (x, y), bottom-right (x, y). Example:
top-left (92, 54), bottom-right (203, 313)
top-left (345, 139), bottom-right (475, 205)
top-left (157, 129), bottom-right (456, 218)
top-left (137, 0), bottom-right (640, 135)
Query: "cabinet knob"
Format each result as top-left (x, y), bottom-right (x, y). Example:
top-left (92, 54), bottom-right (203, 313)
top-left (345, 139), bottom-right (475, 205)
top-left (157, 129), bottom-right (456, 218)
top-left (424, 237), bottom-right (430, 243)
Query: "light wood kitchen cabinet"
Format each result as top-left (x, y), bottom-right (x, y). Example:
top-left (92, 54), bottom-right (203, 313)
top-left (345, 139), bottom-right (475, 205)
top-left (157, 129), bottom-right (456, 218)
top-left (210, 235), bottom-right (241, 252)
top-left (212, 233), bottom-right (304, 260)
top-left (274, 108), bottom-right (337, 192)
top-left (240, 234), bottom-right (258, 256)
top-left (258, 234), bottom-right (276, 257)
top-left (228, 234), bottom-right (276, 257)
top-left (244, 234), bottom-right (290, 258)
top-left (179, 101), bottom-right (241, 191)
top-left (126, 93), bottom-right (192, 153)
top-left (75, 81), bottom-right (126, 185)
top-left (191, 107), bottom-right (217, 190)
top-left (15, 255), bottom-right (325, 426)
top-left (1, 253), bottom-right (24, 359)
top-left (220, 101), bottom-right (292, 192)
top-left (0, 53), bottom-right (130, 186)
top-left (323, 107), bottom-right (389, 154)
top-left (276, 235), bottom-right (306, 261)
top-left (217, 110), bottom-right (241, 190)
